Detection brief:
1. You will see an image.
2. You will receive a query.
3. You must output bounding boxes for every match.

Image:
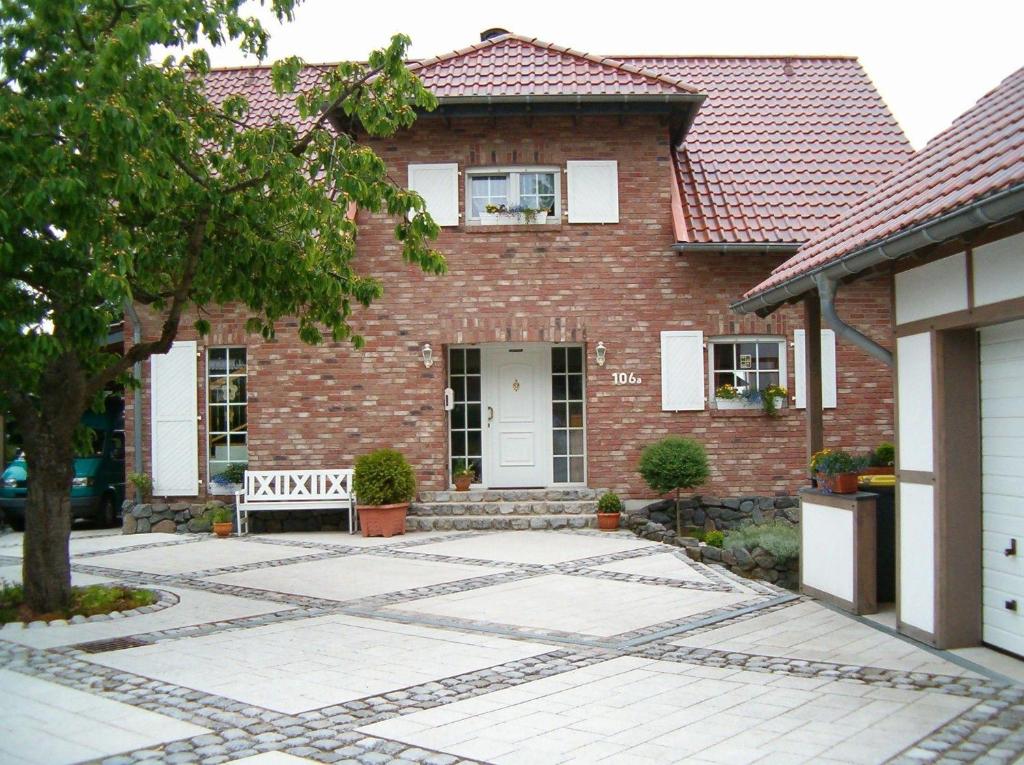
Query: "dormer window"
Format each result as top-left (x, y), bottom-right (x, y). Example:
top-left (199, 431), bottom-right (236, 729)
top-left (467, 167), bottom-right (560, 224)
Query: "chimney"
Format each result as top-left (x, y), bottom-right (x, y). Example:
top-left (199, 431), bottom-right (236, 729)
top-left (480, 28), bottom-right (510, 42)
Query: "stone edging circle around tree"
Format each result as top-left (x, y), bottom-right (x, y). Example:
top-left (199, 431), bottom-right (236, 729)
top-left (0, 588), bottom-right (179, 630)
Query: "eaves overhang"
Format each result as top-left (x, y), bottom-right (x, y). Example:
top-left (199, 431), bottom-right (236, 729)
top-left (673, 242), bottom-right (802, 256)
top-left (730, 183), bottom-right (1024, 318)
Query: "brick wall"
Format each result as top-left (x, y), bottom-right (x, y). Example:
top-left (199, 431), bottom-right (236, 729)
top-left (126, 114), bottom-right (894, 501)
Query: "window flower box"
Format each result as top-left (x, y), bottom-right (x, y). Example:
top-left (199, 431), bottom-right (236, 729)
top-left (479, 210), bottom-right (548, 225)
top-left (715, 396), bottom-right (785, 411)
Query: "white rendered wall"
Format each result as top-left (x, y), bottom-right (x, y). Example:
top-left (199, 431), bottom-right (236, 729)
top-left (974, 232), bottom-right (1024, 307)
top-left (802, 501), bottom-right (854, 602)
top-left (899, 482), bottom-right (935, 634)
top-left (895, 253), bottom-right (968, 325)
top-left (897, 333), bottom-right (934, 472)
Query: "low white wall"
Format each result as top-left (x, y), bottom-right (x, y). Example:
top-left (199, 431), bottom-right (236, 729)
top-left (802, 500), bottom-right (854, 602)
top-left (899, 481), bottom-right (935, 634)
top-left (895, 252), bottom-right (968, 325)
top-left (897, 333), bottom-right (934, 472)
top-left (974, 232), bottom-right (1024, 307)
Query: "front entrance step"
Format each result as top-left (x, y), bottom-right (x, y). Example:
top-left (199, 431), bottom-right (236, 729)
top-left (419, 487), bottom-right (607, 503)
top-left (409, 500), bottom-right (597, 517)
top-left (406, 514), bottom-right (597, 532)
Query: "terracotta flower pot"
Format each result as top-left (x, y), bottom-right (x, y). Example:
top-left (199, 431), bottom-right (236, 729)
top-left (823, 472), bottom-right (860, 494)
top-left (597, 512), bottom-right (621, 531)
top-left (212, 521), bottom-right (233, 537)
top-left (358, 502), bottom-right (409, 537)
top-left (453, 475), bottom-right (473, 492)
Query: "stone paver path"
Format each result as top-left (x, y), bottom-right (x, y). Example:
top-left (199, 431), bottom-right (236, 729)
top-left (1, 527), bottom-right (1022, 765)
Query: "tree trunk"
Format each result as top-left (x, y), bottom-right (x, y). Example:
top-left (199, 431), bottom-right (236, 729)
top-left (22, 444), bottom-right (75, 613)
top-left (17, 354), bottom-right (87, 614)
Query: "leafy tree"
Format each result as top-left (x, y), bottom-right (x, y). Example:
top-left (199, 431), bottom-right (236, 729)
top-left (0, 0), bottom-right (445, 613)
top-left (637, 437), bottom-right (710, 517)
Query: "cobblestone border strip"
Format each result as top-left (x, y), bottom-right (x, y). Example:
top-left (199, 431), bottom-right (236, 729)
top-left (888, 696), bottom-right (1024, 764)
top-left (242, 530), bottom-right (487, 552)
top-left (637, 642), bottom-right (1024, 702)
top-left (81, 732), bottom-right (492, 765)
top-left (184, 547), bottom-right (358, 580)
top-left (71, 535), bottom-right (210, 559)
top-left (659, 592), bottom-right (809, 640)
top-left (560, 567), bottom-right (734, 593)
top-left (0, 587), bottom-right (179, 630)
top-left (609, 592), bottom-right (784, 645)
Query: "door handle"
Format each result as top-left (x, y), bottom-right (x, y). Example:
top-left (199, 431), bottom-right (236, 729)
top-left (1006, 539), bottom-right (1017, 557)
top-left (487, 406), bottom-right (494, 427)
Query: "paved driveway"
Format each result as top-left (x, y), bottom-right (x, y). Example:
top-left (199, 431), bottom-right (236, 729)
top-left (1, 528), bottom-right (1022, 765)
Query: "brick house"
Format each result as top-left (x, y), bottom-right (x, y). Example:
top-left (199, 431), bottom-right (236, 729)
top-left (128, 31), bottom-right (910, 519)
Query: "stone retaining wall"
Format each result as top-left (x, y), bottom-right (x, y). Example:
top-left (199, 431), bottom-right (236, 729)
top-left (624, 503), bottom-right (799, 590)
top-left (121, 501), bottom-right (352, 534)
top-left (643, 495), bottom-right (799, 532)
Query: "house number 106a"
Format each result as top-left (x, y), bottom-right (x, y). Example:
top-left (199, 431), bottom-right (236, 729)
top-left (612, 372), bottom-right (642, 385)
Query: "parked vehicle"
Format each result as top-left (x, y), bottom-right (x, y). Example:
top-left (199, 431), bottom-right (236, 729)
top-left (0, 409), bottom-right (125, 530)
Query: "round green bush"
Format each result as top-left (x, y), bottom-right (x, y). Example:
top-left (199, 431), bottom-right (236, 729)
top-left (353, 449), bottom-right (416, 506)
top-left (597, 491), bottom-right (623, 513)
top-left (637, 437), bottom-right (709, 495)
top-left (704, 530), bottom-right (724, 548)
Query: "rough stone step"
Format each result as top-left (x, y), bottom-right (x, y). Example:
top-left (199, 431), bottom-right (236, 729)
top-left (408, 500), bottom-right (598, 517)
top-left (405, 514), bottom-right (598, 532)
top-left (418, 488), bottom-right (608, 503)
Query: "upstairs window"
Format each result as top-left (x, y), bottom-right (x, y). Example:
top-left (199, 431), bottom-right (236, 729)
top-left (467, 167), bottom-right (560, 224)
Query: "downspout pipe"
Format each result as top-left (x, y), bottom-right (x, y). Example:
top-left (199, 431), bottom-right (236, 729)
top-left (124, 301), bottom-right (144, 478)
top-left (813, 274), bottom-right (893, 367)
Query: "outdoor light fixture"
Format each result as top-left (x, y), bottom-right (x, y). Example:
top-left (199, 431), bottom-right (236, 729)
top-left (421, 343), bottom-right (433, 368)
top-left (595, 341), bottom-right (607, 367)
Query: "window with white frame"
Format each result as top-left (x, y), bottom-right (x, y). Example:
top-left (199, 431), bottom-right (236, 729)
top-left (709, 337), bottom-right (786, 401)
top-left (207, 348), bottom-right (248, 481)
top-left (467, 167), bottom-right (559, 222)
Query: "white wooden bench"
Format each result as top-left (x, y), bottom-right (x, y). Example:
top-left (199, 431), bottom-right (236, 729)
top-left (234, 469), bottom-right (356, 535)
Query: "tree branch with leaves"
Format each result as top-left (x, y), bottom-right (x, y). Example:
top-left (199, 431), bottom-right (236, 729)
top-left (0, 0), bottom-right (445, 613)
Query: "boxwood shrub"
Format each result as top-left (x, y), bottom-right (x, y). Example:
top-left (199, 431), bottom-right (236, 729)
top-left (353, 449), bottom-right (416, 506)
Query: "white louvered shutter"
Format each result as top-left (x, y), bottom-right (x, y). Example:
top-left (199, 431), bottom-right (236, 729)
top-left (407, 163), bottom-right (459, 226)
top-left (151, 341), bottom-right (199, 496)
top-left (566, 160), bottom-right (619, 223)
top-left (661, 331), bottom-right (705, 411)
top-left (794, 329), bottom-right (838, 409)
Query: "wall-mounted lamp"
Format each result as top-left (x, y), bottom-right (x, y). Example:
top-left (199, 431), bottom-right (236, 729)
top-left (595, 341), bottom-right (607, 367)
top-left (421, 343), bottom-right (434, 369)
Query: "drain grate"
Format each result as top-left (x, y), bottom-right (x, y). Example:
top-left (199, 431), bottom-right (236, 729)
top-left (72, 636), bottom-right (152, 653)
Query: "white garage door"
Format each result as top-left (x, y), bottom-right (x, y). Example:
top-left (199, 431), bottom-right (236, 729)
top-left (981, 318), bottom-right (1024, 656)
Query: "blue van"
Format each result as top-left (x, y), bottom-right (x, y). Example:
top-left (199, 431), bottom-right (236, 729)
top-left (0, 409), bottom-right (125, 530)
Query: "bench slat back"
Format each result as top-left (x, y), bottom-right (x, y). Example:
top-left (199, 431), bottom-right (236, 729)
top-left (243, 469), bottom-right (353, 502)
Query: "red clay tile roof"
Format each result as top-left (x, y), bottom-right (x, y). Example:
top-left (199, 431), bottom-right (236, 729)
top-left (743, 65), bottom-right (1024, 299)
top-left (409, 35), bottom-right (699, 98)
top-left (622, 56), bottom-right (914, 244)
top-left (202, 64), bottom-right (329, 130)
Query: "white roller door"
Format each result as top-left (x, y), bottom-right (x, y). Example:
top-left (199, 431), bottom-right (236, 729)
top-left (981, 318), bottom-right (1024, 656)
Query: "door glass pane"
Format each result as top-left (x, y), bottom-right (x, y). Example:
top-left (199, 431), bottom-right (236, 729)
top-left (467, 430), bottom-right (482, 457)
top-left (452, 404), bottom-right (465, 429)
top-left (569, 430), bottom-right (584, 455)
top-left (568, 402), bottom-right (584, 428)
top-left (553, 430), bottom-right (567, 455)
top-left (568, 375), bottom-right (583, 400)
top-left (552, 402), bottom-right (566, 428)
top-left (553, 375), bottom-right (566, 401)
top-left (567, 347), bottom-right (583, 373)
top-left (553, 457), bottom-right (568, 483)
top-left (466, 349), bottom-right (481, 374)
top-left (451, 432), bottom-right (466, 457)
top-left (569, 457), bottom-right (584, 483)
top-left (467, 403), bottom-right (481, 429)
top-left (450, 348), bottom-right (465, 374)
top-left (449, 347), bottom-right (482, 487)
top-left (467, 376), bottom-right (481, 401)
top-left (552, 347), bottom-right (566, 373)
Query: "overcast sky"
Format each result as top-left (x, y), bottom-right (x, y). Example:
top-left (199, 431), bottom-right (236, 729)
top-left (200, 0), bottom-right (1023, 149)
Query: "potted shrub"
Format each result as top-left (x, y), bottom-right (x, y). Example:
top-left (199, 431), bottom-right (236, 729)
top-left (862, 442), bottom-right (895, 475)
top-left (211, 506), bottom-right (234, 537)
top-left (637, 437), bottom-right (710, 520)
top-left (810, 449), bottom-right (868, 494)
top-left (452, 459), bottom-right (475, 492)
top-left (596, 491), bottom-right (623, 530)
top-left (353, 448), bottom-right (416, 537)
top-left (127, 472), bottom-right (152, 503)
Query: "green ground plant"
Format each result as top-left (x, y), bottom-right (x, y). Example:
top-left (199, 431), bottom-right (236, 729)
top-left (724, 521), bottom-right (800, 563)
top-left (0, 580), bottom-right (155, 624)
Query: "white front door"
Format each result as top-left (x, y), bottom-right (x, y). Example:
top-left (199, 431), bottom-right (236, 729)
top-left (483, 345), bottom-right (552, 487)
top-left (980, 318), bottom-right (1024, 656)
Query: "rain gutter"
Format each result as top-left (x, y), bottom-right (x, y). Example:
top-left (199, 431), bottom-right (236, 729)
top-left (729, 184), bottom-right (1024, 317)
top-left (814, 273), bottom-right (893, 367)
top-left (673, 242), bottom-right (802, 255)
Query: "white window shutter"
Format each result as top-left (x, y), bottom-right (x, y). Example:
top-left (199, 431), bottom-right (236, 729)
top-left (566, 160), bottom-right (619, 223)
top-left (794, 329), bottom-right (837, 409)
top-left (407, 163), bottom-right (459, 227)
top-left (151, 341), bottom-right (199, 496)
top-left (661, 331), bottom-right (705, 411)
